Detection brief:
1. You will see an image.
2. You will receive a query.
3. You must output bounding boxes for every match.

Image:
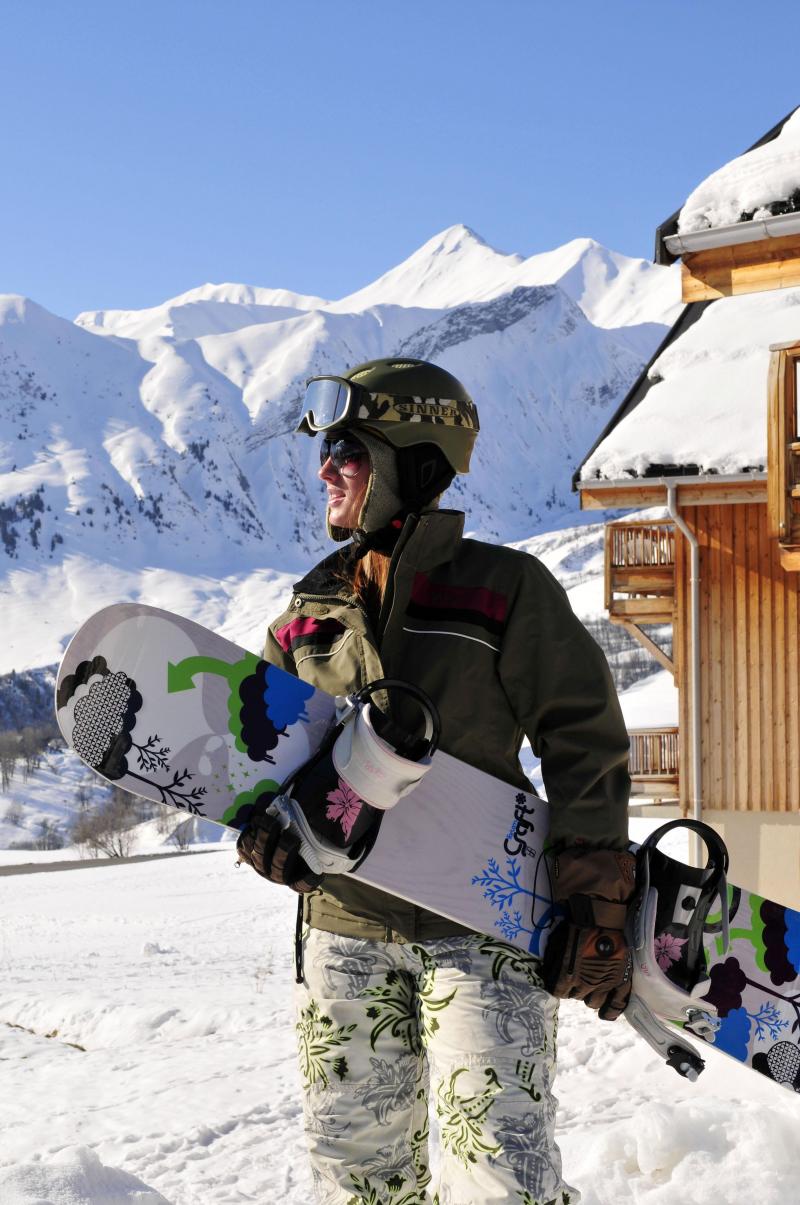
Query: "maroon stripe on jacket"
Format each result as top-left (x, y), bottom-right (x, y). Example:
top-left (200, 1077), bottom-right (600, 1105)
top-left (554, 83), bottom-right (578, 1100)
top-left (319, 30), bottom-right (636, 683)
top-left (410, 573), bottom-right (508, 623)
top-left (275, 616), bottom-right (346, 653)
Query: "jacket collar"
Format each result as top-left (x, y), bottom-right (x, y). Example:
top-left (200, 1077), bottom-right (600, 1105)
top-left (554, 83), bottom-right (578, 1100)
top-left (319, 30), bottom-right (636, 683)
top-left (294, 509), bottom-right (465, 598)
top-left (394, 508), bottom-right (465, 572)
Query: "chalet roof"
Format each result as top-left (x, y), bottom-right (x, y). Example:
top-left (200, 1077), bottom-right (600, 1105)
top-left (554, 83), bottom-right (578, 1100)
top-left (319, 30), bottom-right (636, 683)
top-left (655, 107), bottom-right (800, 266)
top-left (574, 284), bottom-right (800, 485)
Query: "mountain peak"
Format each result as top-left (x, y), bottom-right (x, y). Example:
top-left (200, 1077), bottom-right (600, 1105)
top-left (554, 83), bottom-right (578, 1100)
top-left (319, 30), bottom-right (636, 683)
top-left (329, 226), bottom-right (522, 313)
top-left (0, 294), bottom-right (53, 326)
top-left (423, 224), bottom-right (492, 253)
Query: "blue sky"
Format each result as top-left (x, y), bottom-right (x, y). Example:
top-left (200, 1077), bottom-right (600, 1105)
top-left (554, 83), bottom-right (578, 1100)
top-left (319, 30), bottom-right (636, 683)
top-left (2, 0), bottom-right (797, 319)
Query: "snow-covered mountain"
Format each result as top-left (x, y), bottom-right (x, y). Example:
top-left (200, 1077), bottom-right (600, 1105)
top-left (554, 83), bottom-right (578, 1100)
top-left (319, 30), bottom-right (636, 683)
top-left (2, 225), bottom-right (680, 673)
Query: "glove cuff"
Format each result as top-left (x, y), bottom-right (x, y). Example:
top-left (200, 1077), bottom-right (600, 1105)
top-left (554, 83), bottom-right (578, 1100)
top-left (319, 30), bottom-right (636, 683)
top-left (553, 847), bottom-right (636, 915)
top-left (565, 893), bottom-right (629, 929)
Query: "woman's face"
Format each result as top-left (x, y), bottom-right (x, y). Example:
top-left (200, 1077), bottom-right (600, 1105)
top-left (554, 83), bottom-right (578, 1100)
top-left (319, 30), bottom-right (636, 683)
top-left (318, 435), bottom-right (371, 530)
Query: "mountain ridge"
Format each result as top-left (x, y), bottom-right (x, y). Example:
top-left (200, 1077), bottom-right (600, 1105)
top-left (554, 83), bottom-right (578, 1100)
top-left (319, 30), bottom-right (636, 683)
top-left (2, 225), bottom-right (679, 674)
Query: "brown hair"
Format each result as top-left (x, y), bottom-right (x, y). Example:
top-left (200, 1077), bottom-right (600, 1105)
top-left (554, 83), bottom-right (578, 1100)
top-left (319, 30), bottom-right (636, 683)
top-left (328, 451), bottom-right (392, 606)
top-left (352, 548), bottom-right (391, 606)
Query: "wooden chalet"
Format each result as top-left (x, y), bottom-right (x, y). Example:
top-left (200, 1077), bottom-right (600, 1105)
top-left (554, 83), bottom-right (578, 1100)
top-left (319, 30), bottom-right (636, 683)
top-left (575, 108), bottom-right (800, 907)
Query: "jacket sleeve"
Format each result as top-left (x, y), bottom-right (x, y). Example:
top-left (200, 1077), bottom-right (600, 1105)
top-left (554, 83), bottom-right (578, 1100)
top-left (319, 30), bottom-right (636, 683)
top-left (498, 555), bottom-right (630, 850)
top-left (262, 608), bottom-right (299, 677)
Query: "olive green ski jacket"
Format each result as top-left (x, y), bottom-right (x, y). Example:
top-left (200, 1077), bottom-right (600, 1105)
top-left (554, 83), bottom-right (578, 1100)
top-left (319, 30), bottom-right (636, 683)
top-left (264, 509), bottom-right (630, 943)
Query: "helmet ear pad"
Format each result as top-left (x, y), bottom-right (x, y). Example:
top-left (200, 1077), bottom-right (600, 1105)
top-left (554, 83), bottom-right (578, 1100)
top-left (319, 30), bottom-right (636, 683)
top-left (396, 444), bottom-right (455, 511)
top-left (355, 431), bottom-right (404, 533)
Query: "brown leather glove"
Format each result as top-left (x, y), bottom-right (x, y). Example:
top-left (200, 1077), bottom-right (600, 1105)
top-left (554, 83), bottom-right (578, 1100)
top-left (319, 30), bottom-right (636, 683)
top-left (236, 811), bottom-right (323, 894)
top-left (541, 846), bottom-right (636, 1020)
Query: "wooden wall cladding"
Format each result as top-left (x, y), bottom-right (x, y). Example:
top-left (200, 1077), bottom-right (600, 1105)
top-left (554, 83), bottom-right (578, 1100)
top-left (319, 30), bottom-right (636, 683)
top-left (677, 503), bottom-right (800, 813)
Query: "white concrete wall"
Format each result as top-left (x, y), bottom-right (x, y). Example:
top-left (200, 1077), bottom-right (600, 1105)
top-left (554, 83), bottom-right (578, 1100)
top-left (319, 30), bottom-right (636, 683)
top-left (628, 805), bottom-right (800, 910)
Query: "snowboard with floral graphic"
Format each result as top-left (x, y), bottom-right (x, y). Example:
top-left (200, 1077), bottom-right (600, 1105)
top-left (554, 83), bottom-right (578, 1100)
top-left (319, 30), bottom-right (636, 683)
top-left (57, 604), bottom-right (800, 1092)
top-left (692, 889), bottom-right (800, 1090)
top-left (646, 872), bottom-right (800, 1091)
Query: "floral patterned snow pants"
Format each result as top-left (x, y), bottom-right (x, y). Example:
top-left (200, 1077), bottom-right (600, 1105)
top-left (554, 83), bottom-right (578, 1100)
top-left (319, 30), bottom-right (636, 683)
top-left (295, 929), bottom-right (580, 1205)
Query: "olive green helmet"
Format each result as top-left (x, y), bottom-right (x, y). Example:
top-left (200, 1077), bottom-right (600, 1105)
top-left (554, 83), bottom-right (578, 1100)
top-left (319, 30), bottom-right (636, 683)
top-left (296, 357), bottom-right (480, 476)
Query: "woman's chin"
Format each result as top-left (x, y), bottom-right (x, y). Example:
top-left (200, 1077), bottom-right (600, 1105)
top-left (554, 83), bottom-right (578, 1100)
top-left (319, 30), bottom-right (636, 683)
top-left (328, 504), bottom-right (354, 530)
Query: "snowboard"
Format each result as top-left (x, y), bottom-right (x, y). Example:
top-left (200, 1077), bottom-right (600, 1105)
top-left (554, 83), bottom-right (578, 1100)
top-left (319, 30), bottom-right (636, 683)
top-left (56, 603), bottom-right (800, 1094)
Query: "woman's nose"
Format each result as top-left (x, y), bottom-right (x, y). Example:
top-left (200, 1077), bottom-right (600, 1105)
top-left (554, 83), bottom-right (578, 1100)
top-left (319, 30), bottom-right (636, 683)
top-left (318, 456), bottom-right (339, 482)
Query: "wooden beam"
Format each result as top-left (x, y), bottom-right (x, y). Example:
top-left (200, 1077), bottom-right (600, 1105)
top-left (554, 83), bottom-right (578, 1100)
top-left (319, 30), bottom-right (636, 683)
top-left (579, 480), bottom-right (767, 510)
top-left (611, 598), bottom-right (675, 618)
top-left (618, 619), bottom-right (675, 675)
top-left (680, 232), bottom-right (800, 302)
top-left (779, 546), bottom-right (800, 572)
top-left (610, 568), bottom-right (675, 592)
top-left (580, 483), bottom-right (668, 509)
top-left (678, 483), bottom-right (768, 505)
top-left (610, 611), bottom-right (674, 626)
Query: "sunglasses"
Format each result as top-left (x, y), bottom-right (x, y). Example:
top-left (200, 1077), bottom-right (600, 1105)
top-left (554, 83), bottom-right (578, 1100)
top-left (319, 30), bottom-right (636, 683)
top-left (318, 436), bottom-right (368, 478)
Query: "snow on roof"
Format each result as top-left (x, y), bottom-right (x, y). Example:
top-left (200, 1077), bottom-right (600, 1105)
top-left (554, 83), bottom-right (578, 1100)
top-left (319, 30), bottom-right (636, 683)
top-left (580, 285), bottom-right (800, 481)
top-left (679, 107), bottom-right (800, 234)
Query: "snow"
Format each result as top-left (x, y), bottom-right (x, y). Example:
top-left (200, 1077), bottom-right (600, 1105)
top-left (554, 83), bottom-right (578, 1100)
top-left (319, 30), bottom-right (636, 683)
top-left (473, 237), bottom-right (683, 332)
top-left (1, 850), bottom-right (797, 1204)
top-left (323, 226), bottom-right (682, 331)
top-left (679, 107), bottom-right (800, 234)
top-left (0, 1146), bottom-right (170, 1204)
top-left (0, 544), bottom-right (793, 1204)
top-left (5, 556), bottom-right (297, 679)
top-left (0, 854), bottom-right (311, 1204)
top-left (5, 224), bottom-right (791, 1200)
top-left (326, 224), bottom-right (525, 313)
top-left (0, 739), bottom-right (234, 857)
top-left (75, 282), bottom-right (329, 341)
top-left (2, 229), bottom-right (675, 673)
top-left (617, 669), bottom-right (678, 729)
top-left (580, 284), bottom-right (800, 480)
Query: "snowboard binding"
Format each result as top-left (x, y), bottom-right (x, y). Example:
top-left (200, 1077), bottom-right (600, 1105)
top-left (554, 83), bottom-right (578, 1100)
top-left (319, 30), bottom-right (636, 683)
top-left (625, 818), bottom-right (731, 1080)
top-left (265, 678), bottom-right (441, 877)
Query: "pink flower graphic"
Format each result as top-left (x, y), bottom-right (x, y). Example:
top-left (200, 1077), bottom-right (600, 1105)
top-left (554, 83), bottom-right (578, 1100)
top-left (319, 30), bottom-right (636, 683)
top-left (325, 779), bottom-right (364, 841)
top-left (654, 932), bottom-right (688, 971)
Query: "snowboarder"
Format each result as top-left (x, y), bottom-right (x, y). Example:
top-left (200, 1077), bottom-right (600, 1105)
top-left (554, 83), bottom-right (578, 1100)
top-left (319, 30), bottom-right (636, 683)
top-left (237, 358), bottom-right (634, 1204)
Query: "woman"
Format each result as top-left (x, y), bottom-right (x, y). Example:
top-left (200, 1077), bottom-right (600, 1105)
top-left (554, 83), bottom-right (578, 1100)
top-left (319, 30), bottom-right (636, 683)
top-left (238, 358), bottom-right (633, 1205)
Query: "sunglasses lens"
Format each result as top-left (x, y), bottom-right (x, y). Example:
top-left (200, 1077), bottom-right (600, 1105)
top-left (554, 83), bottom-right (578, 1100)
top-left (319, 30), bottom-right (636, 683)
top-left (305, 378), bottom-right (351, 428)
top-left (319, 438), bottom-right (367, 477)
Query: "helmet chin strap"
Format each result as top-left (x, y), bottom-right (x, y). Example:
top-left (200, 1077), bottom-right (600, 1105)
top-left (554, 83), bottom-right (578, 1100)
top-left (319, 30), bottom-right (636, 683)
top-left (349, 518), bottom-right (406, 560)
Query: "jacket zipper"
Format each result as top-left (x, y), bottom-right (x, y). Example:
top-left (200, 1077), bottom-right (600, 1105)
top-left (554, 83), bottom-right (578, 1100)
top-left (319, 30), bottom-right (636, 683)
top-left (377, 516), bottom-right (421, 643)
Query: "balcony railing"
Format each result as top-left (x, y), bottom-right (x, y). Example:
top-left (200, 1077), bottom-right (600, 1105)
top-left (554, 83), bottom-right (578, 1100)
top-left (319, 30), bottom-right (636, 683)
top-left (628, 726), bottom-right (679, 799)
top-left (767, 344), bottom-right (800, 570)
top-left (605, 519), bottom-right (676, 625)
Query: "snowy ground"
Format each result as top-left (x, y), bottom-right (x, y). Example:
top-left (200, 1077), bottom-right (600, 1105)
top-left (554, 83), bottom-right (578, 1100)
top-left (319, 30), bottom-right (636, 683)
top-left (0, 608), bottom-right (787, 1203)
top-left (0, 850), bottom-right (798, 1205)
top-left (0, 745), bottom-right (230, 855)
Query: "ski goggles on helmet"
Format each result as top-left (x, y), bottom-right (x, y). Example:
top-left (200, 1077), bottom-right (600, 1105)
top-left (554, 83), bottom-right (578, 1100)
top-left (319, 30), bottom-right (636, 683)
top-left (318, 434), bottom-right (368, 478)
top-left (301, 376), bottom-right (367, 432)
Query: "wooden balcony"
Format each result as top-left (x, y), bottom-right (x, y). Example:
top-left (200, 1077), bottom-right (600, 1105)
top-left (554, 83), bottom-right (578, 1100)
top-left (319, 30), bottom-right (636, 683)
top-left (629, 726), bottom-right (679, 801)
top-left (605, 519), bottom-right (676, 625)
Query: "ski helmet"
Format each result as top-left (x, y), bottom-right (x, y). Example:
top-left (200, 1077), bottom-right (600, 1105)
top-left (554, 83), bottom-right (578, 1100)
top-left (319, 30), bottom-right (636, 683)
top-left (297, 358), bottom-right (479, 515)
